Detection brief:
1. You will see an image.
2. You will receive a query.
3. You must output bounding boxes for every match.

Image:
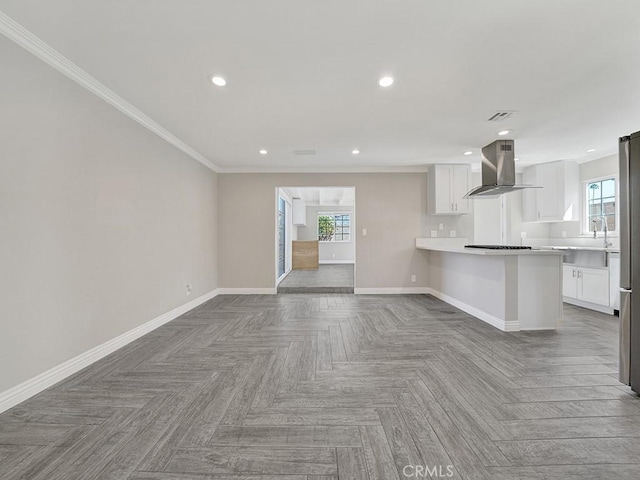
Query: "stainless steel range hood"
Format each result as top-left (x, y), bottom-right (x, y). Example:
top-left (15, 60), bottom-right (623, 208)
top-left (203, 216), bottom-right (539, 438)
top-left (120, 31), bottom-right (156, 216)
top-left (464, 139), bottom-right (540, 198)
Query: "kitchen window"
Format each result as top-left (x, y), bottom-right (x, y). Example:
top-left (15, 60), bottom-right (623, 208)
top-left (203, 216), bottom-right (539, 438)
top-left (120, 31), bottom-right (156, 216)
top-left (318, 213), bottom-right (351, 242)
top-left (585, 177), bottom-right (617, 234)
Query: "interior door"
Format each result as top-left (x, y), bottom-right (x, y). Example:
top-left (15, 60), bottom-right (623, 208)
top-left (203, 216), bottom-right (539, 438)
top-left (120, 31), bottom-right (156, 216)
top-left (277, 196), bottom-right (286, 279)
top-left (285, 197), bottom-right (292, 273)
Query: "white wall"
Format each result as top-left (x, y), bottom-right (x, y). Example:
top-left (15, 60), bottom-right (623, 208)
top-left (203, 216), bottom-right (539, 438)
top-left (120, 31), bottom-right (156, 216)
top-left (0, 37), bottom-right (218, 393)
top-left (297, 205), bottom-right (355, 263)
top-left (218, 173), bottom-right (430, 289)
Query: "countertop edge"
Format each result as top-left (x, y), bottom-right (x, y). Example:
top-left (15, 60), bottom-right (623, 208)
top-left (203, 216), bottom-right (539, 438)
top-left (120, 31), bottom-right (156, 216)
top-left (415, 245), bottom-right (566, 256)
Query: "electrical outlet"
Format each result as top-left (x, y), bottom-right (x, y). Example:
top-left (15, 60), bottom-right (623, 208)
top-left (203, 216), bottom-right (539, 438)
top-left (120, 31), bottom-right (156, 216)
top-left (450, 230), bottom-right (456, 238)
top-left (561, 231), bottom-right (567, 238)
top-left (362, 228), bottom-right (367, 236)
top-left (186, 284), bottom-right (192, 296)
top-left (332, 253), bottom-right (336, 258)
top-left (411, 274), bottom-right (416, 283)
top-left (431, 230), bottom-right (438, 237)
top-left (520, 232), bottom-right (527, 239)
top-left (439, 223), bottom-right (444, 230)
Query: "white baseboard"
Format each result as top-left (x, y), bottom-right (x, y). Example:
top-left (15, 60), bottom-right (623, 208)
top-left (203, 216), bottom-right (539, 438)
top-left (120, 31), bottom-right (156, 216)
top-left (563, 297), bottom-right (615, 315)
top-left (217, 288), bottom-right (277, 295)
top-left (319, 260), bottom-right (355, 265)
top-left (0, 289), bottom-right (219, 414)
top-left (427, 288), bottom-right (519, 332)
top-left (354, 287), bottom-right (430, 295)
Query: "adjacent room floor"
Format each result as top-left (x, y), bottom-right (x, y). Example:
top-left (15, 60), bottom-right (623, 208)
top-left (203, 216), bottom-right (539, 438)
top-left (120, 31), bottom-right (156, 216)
top-left (277, 264), bottom-right (354, 293)
top-left (1, 295), bottom-right (638, 480)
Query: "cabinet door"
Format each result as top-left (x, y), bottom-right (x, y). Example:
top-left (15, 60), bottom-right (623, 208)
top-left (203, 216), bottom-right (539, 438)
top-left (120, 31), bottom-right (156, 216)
top-left (452, 165), bottom-right (470, 213)
top-left (536, 162), bottom-right (561, 221)
top-left (562, 265), bottom-right (578, 299)
top-left (578, 267), bottom-right (610, 306)
top-left (433, 166), bottom-right (453, 214)
top-left (292, 199), bottom-right (306, 226)
top-left (522, 167), bottom-right (538, 222)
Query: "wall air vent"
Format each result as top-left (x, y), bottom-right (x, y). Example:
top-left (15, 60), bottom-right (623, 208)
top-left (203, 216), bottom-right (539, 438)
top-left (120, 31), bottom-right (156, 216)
top-left (293, 149), bottom-right (316, 156)
top-left (487, 111), bottom-right (516, 122)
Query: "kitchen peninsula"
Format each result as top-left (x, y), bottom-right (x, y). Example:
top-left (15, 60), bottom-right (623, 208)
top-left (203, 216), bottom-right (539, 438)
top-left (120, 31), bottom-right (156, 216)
top-left (416, 239), bottom-right (565, 332)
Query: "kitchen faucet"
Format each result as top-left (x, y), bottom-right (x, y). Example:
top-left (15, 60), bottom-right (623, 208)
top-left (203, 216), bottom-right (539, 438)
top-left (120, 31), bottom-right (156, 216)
top-left (592, 216), bottom-right (613, 248)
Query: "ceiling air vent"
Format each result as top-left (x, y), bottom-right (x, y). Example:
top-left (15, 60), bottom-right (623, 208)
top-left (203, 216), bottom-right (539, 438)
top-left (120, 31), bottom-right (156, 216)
top-left (293, 149), bottom-right (316, 156)
top-left (487, 111), bottom-right (516, 122)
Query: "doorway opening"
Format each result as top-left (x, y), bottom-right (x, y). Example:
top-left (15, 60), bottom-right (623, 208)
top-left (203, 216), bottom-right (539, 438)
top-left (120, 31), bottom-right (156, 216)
top-left (275, 186), bottom-right (356, 293)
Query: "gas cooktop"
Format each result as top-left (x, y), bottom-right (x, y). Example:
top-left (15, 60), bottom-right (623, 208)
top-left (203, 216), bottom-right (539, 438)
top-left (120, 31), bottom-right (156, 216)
top-left (464, 245), bottom-right (532, 250)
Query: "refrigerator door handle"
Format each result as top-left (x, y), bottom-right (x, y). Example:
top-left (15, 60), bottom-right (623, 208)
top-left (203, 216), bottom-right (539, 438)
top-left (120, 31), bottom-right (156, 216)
top-left (619, 289), bottom-right (631, 385)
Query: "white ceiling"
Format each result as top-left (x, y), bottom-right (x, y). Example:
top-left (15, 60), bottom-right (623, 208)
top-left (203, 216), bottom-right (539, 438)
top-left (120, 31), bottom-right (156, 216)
top-left (1, 0), bottom-right (640, 171)
top-left (283, 187), bottom-right (355, 206)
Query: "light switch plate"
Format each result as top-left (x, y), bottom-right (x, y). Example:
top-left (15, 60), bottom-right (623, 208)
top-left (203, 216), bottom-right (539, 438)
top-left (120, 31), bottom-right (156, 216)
top-left (520, 232), bottom-right (527, 239)
top-left (439, 223), bottom-right (444, 230)
top-left (362, 228), bottom-right (367, 236)
top-left (431, 230), bottom-right (438, 238)
top-left (561, 231), bottom-right (567, 238)
top-left (449, 230), bottom-right (456, 238)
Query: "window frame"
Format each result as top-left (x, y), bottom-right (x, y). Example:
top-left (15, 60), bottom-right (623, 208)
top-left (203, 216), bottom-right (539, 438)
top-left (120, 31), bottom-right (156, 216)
top-left (317, 212), bottom-right (352, 243)
top-left (583, 175), bottom-right (618, 236)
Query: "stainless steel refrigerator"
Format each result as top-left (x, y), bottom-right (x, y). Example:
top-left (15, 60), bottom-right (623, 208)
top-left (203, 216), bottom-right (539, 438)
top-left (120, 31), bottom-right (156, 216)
top-left (619, 132), bottom-right (640, 392)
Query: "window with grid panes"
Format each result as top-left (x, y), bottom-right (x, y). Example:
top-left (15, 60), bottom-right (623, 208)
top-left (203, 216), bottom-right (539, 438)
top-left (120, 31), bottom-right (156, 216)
top-left (586, 178), bottom-right (616, 233)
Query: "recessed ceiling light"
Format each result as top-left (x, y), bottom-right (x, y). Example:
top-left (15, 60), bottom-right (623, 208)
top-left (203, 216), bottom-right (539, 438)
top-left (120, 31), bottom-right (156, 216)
top-left (352, 149), bottom-right (360, 155)
top-left (378, 76), bottom-right (394, 87)
top-left (259, 149), bottom-right (268, 155)
top-left (211, 76), bottom-right (226, 87)
top-left (464, 151), bottom-right (473, 156)
top-left (497, 129), bottom-right (511, 136)
top-left (587, 148), bottom-right (596, 153)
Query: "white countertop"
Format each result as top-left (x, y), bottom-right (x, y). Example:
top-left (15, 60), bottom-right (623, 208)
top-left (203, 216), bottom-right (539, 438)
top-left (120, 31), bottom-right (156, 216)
top-left (415, 238), bottom-right (564, 256)
top-left (539, 245), bottom-right (620, 253)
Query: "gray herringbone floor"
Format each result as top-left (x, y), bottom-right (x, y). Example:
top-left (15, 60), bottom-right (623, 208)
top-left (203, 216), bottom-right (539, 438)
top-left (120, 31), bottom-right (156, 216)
top-left (1, 294), bottom-right (638, 480)
top-left (278, 265), bottom-right (354, 293)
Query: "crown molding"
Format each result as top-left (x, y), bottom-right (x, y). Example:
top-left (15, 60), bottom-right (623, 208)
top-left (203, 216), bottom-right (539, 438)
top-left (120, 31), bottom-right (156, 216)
top-left (218, 165), bottom-right (432, 174)
top-left (0, 11), bottom-right (220, 173)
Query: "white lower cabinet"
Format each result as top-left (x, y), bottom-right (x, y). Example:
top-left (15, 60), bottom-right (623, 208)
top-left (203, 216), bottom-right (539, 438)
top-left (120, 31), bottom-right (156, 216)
top-left (562, 265), bottom-right (578, 299)
top-left (563, 265), bottom-right (610, 307)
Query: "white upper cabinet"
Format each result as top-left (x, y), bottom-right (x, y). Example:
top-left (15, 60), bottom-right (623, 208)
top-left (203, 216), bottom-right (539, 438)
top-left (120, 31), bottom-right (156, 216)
top-left (292, 198), bottom-right (306, 226)
top-left (427, 164), bottom-right (471, 215)
top-left (522, 160), bottom-right (579, 222)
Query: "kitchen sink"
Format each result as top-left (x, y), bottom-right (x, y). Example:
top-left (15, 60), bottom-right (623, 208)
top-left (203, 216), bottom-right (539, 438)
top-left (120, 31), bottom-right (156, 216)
top-left (549, 247), bottom-right (608, 268)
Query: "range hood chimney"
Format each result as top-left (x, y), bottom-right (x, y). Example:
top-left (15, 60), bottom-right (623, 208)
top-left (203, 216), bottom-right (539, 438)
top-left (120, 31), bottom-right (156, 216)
top-left (464, 139), bottom-right (540, 198)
